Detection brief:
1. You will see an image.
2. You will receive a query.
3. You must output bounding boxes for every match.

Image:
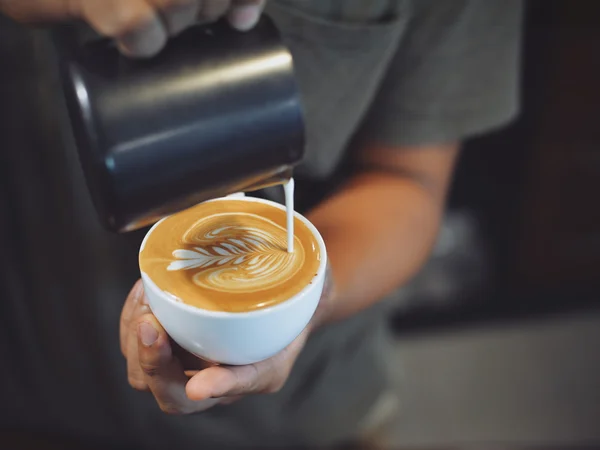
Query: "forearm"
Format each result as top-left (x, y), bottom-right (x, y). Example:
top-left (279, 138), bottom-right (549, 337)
top-left (308, 143), bottom-right (460, 327)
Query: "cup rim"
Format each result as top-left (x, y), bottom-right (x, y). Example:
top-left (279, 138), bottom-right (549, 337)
top-left (139, 195), bottom-right (328, 320)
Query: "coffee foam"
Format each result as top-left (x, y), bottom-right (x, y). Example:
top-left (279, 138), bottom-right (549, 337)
top-left (168, 212), bottom-right (304, 293)
top-left (140, 200), bottom-right (320, 313)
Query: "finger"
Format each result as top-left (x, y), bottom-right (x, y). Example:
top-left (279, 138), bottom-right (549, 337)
top-left (125, 290), bottom-right (153, 389)
top-left (0, 0), bottom-right (79, 23)
top-left (186, 364), bottom-right (262, 400)
top-left (120, 280), bottom-right (145, 356)
top-left (132, 337), bottom-right (212, 385)
top-left (198, 0), bottom-right (232, 22)
top-left (137, 314), bottom-right (219, 414)
top-left (186, 327), bottom-right (309, 400)
top-left (127, 340), bottom-right (148, 390)
top-left (127, 312), bottom-right (148, 391)
top-left (78, 0), bottom-right (168, 57)
top-left (228, 0), bottom-right (265, 31)
top-left (148, 0), bottom-right (201, 36)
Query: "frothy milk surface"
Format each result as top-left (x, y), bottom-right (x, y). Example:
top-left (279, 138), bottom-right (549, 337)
top-left (139, 200), bottom-right (321, 313)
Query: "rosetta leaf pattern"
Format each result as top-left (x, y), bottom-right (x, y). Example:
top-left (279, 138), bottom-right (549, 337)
top-left (167, 226), bottom-right (286, 277)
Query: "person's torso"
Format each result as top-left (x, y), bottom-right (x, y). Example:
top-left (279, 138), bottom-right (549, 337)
top-left (0, 1), bottom-right (409, 447)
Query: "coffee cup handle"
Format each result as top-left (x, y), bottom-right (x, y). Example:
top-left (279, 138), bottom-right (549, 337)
top-left (226, 192), bottom-right (246, 199)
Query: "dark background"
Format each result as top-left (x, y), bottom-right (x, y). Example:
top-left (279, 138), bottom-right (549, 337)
top-left (392, 0), bottom-right (600, 333)
top-left (1, 0), bottom-right (600, 448)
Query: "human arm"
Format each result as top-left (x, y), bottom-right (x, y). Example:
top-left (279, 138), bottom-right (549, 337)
top-left (119, 0), bottom-right (522, 414)
top-left (119, 141), bottom-right (459, 413)
top-left (308, 142), bottom-right (460, 328)
top-left (0, 0), bottom-right (266, 57)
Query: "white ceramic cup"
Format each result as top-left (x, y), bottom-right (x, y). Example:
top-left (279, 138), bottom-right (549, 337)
top-left (139, 195), bottom-right (327, 366)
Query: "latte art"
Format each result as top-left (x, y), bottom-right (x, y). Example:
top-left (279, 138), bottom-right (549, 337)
top-left (139, 199), bottom-right (321, 313)
top-left (167, 213), bottom-right (305, 293)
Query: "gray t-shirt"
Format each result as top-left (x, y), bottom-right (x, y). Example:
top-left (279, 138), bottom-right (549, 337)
top-left (0, 1), bottom-right (521, 448)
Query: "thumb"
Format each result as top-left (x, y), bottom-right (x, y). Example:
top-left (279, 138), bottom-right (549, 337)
top-left (137, 314), bottom-right (218, 414)
top-left (228, 0), bottom-right (266, 31)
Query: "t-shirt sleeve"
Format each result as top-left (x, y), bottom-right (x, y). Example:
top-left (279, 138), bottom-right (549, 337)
top-left (360, 0), bottom-right (523, 147)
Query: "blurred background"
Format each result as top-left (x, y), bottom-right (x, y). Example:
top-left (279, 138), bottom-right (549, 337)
top-left (1, 0), bottom-right (600, 449)
top-left (380, 0), bottom-right (600, 447)
top-left (392, 0), bottom-right (600, 332)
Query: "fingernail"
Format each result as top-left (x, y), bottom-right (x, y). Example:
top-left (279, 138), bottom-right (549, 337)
top-left (117, 16), bottom-right (167, 58)
top-left (229, 6), bottom-right (261, 31)
top-left (138, 322), bottom-right (158, 347)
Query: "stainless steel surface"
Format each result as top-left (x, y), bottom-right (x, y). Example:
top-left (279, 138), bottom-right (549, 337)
top-left (57, 17), bottom-right (305, 232)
